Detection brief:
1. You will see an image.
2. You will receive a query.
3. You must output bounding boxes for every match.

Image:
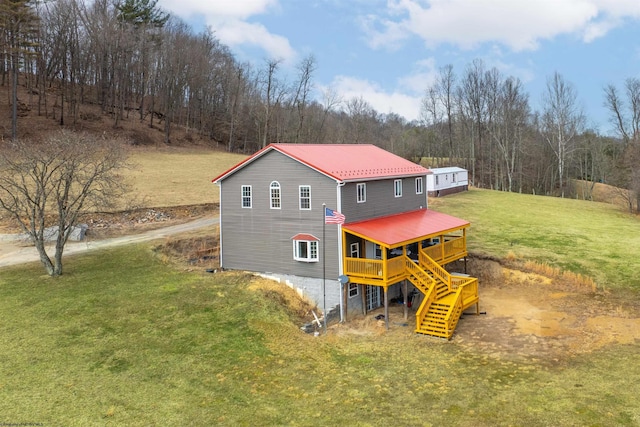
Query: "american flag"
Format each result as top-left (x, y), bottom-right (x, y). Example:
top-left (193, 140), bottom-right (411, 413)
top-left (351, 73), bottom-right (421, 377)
top-left (325, 207), bottom-right (345, 224)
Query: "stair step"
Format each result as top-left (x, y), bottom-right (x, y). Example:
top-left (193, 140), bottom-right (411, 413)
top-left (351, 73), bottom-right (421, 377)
top-left (416, 328), bottom-right (449, 338)
top-left (428, 311), bottom-right (447, 318)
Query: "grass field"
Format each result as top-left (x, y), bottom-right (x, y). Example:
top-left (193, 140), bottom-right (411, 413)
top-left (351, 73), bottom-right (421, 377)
top-left (0, 246), bottom-right (638, 426)
top-left (2, 150), bottom-right (640, 425)
top-left (123, 148), bottom-right (246, 209)
top-left (430, 189), bottom-right (640, 291)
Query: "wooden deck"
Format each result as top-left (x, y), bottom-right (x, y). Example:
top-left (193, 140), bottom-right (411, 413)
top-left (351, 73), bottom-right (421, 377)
top-left (343, 235), bottom-right (478, 339)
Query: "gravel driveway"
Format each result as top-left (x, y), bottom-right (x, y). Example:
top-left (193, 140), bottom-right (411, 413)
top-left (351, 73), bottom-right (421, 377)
top-left (0, 216), bottom-right (217, 268)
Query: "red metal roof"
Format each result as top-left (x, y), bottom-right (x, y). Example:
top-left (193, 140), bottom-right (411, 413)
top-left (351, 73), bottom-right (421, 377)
top-left (291, 233), bottom-right (319, 241)
top-left (212, 143), bottom-right (430, 183)
top-left (343, 209), bottom-right (470, 247)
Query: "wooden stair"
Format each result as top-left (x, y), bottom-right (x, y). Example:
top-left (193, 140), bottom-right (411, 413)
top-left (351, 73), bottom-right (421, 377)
top-left (416, 294), bottom-right (462, 339)
top-left (407, 253), bottom-right (474, 340)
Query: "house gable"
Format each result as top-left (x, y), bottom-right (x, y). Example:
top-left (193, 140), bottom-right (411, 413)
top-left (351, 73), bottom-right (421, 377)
top-left (217, 149), bottom-right (340, 278)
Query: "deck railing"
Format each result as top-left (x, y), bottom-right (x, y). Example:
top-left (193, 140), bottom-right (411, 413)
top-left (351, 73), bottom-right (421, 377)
top-left (343, 235), bottom-right (468, 285)
top-left (421, 235), bottom-right (466, 264)
top-left (343, 256), bottom-right (406, 282)
top-left (451, 276), bottom-right (479, 310)
top-left (344, 257), bottom-right (384, 279)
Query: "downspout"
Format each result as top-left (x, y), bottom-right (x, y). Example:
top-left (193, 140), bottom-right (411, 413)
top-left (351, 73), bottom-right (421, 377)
top-left (337, 180), bottom-right (346, 322)
top-left (424, 174), bottom-right (429, 209)
top-left (216, 182), bottom-right (223, 268)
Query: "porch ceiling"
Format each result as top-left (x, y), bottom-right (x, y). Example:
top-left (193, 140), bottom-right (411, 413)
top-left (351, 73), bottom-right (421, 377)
top-left (343, 208), bottom-right (469, 247)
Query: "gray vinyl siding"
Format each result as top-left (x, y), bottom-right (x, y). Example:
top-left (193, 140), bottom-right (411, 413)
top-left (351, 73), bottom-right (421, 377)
top-left (219, 150), bottom-right (341, 278)
top-left (340, 176), bottom-right (428, 223)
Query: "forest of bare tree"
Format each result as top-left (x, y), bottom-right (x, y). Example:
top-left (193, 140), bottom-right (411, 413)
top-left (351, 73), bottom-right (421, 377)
top-left (1, 0), bottom-right (639, 211)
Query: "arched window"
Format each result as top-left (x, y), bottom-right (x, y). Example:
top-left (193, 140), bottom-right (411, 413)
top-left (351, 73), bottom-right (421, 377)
top-left (270, 181), bottom-right (281, 209)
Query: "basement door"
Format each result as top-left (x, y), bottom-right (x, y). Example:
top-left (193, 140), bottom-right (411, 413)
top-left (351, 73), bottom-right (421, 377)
top-left (365, 285), bottom-right (382, 311)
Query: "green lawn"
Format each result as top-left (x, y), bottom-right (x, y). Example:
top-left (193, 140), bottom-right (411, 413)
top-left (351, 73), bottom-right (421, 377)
top-left (430, 188), bottom-right (640, 290)
top-left (2, 189), bottom-right (640, 425)
top-left (1, 244), bottom-right (639, 426)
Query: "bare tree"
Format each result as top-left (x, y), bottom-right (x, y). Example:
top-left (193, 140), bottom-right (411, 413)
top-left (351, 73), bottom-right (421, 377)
top-left (458, 59), bottom-right (488, 186)
top-left (0, 130), bottom-right (129, 276)
top-left (291, 54), bottom-right (316, 143)
top-left (345, 96), bottom-right (375, 144)
top-left (490, 76), bottom-right (529, 192)
top-left (603, 79), bottom-right (640, 212)
top-left (260, 58), bottom-right (282, 148)
top-left (420, 64), bottom-right (456, 160)
top-left (541, 72), bottom-right (585, 198)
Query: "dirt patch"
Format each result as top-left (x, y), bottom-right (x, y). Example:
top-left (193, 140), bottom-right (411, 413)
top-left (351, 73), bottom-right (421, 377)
top-left (155, 233), bottom-right (219, 269)
top-left (331, 258), bottom-right (640, 364)
top-left (248, 276), bottom-right (319, 325)
top-left (0, 204), bottom-right (216, 237)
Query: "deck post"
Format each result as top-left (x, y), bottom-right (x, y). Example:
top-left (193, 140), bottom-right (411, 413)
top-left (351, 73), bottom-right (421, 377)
top-left (384, 287), bottom-right (389, 330)
top-left (403, 280), bottom-right (408, 320)
top-left (343, 281), bottom-right (348, 322)
top-left (361, 285), bottom-right (366, 315)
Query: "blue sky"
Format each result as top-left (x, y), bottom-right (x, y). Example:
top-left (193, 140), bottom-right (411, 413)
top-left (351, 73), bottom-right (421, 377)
top-left (158, 0), bottom-right (640, 136)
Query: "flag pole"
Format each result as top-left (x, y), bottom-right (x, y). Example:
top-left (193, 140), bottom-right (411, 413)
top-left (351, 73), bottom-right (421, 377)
top-left (322, 203), bottom-right (327, 334)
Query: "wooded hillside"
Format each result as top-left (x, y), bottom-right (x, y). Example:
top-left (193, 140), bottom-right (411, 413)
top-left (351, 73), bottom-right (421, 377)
top-left (1, 0), bottom-right (639, 211)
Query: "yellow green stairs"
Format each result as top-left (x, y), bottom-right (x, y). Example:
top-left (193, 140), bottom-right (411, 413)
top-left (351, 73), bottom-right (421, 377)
top-left (403, 254), bottom-right (479, 340)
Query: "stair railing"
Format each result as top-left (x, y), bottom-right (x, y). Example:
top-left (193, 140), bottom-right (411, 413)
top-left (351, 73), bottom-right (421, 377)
top-left (414, 282), bottom-right (436, 333)
top-left (443, 287), bottom-right (464, 339)
top-left (403, 256), bottom-right (434, 293)
top-left (418, 250), bottom-right (452, 292)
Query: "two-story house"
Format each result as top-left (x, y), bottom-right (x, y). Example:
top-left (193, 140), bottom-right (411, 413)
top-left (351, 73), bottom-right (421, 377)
top-left (212, 144), bottom-right (478, 339)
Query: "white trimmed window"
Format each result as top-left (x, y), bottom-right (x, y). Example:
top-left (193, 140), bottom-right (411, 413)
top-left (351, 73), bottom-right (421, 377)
top-left (241, 185), bottom-right (252, 208)
top-left (357, 183), bottom-right (366, 203)
top-left (292, 234), bottom-right (319, 262)
top-left (299, 185), bottom-right (311, 210)
top-left (349, 242), bottom-right (360, 258)
top-left (415, 177), bottom-right (423, 195)
top-left (270, 181), bottom-right (281, 209)
top-left (348, 283), bottom-right (359, 298)
top-left (394, 179), bottom-right (403, 197)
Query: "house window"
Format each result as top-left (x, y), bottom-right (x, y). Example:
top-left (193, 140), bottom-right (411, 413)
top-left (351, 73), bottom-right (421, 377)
top-left (270, 181), bottom-right (281, 209)
top-left (348, 283), bottom-right (359, 298)
top-left (350, 242), bottom-right (360, 258)
top-left (357, 183), bottom-right (366, 203)
top-left (394, 179), bottom-right (402, 197)
top-left (452, 173), bottom-right (456, 183)
top-left (415, 177), bottom-right (423, 195)
top-left (241, 185), bottom-right (252, 208)
top-left (435, 175), bottom-right (439, 186)
top-left (292, 234), bottom-right (319, 262)
top-left (299, 185), bottom-right (311, 210)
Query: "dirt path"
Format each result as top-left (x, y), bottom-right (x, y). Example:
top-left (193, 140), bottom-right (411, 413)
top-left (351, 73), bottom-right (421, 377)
top-left (0, 216), bottom-right (217, 268)
top-left (334, 259), bottom-right (640, 362)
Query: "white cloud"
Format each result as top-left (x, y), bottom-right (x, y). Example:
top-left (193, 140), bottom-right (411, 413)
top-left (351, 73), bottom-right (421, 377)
top-left (215, 20), bottom-right (295, 62)
top-left (364, 0), bottom-right (640, 52)
top-left (159, 0), bottom-right (277, 20)
top-left (158, 0), bottom-right (295, 62)
top-left (328, 75), bottom-right (424, 122)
